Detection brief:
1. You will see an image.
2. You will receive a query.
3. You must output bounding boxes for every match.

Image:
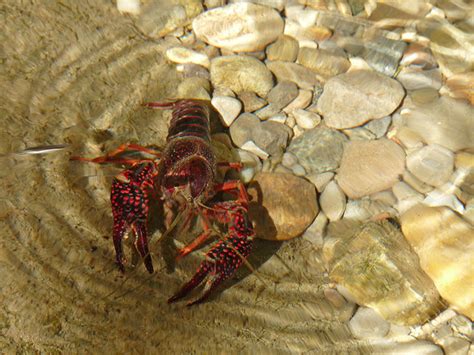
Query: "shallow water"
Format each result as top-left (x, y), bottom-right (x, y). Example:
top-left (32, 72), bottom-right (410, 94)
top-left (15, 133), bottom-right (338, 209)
top-left (0, 0), bottom-right (472, 353)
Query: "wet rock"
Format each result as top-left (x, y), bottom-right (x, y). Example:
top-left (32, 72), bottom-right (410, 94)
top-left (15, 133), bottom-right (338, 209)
top-left (266, 61), bottom-right (320, 90)
top-left (375, 340), bottom-right (443, 355)
top-left (317, 70), bottom-right (405, 129)
top-left (283, 89), bottom-right (313, 113)
top-left (401, 205), bottom-right (474, 320)
top-left (343, 127), bottom-right (376, 141)
top-left (229, 0), bottom-right (286, 11)
top-left (343, 199), bottom-right (396, 221)
top-left (336, 139), bottom-right (406, 199)
top-left (320, 181), bottom-right (346, 222)
top-left (266, 81), bottom-right (298, 110)
top-left (117, 0), bottom-right (140, 15)
top-left (302, 212), bottom-right (328, 247)
top-left (284, 20), bottom-right (332, 43)
top-left (176, 77), bottom-right (210, 100)
top-left (254, 104), bottom-right (280, 120)
top-left (211, 96), bottom-right (242, 127)
top-left (292, 109), bottom-right (321, 129)
top-left (135, 1), bottom-right (203, 38)
top-left (336, 33), bottom-right (406, 77)
top-left (248, 172), bottom-right (318, 240)
top-left (288, 126), bottom-right (348, 175)
top-left (211, 55), bottom-right (274, 97)
top-left (265, 35), bottom-right (299, 62)
top-left (400, 43), bottom-right (437, 69)
top-left (291, 164), bottom-right (306, 177)
top-left (281, 151), bottom-right (298, 168)
top-left (165, 46), bottom-right (210, 68)
top-left (349, 307), bottom-right (390, 339)
top-left (401, 95), bottom-right (474, 152)
top-left (180, 63), bottom-right (210, 80)
top-left (297, 47), bottom-right (350, 79)
top-left (324, 220), bottom-right (442, 325)
top-left (403, 170), bottom-right (434, 194)
top-left (442, 72), bottom-right (474, 105)
top-left (438, 336), bottom-right (471, 355)
top-left (238, 91), bottom-right (267, 112)
top-left (392, 181), bottom-right (424, 214)
top-left (192, 3), bottom-right (283, 52)
top-left (229, 113), bottom-right (292, 156)
top-left (406, 144), bottom-right (454, 187)
top-left (397, 68), bottom-right (442, 91)
top-left (307, 172), bottom-right (334, 192)
top-left (364, 116), bottom-right (392, 139)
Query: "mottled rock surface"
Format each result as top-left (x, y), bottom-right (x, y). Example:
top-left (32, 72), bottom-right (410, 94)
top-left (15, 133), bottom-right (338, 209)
top-left (324, 220), bottom-right (442, 325)
top-left (288, 126), bottom-right (348, 174)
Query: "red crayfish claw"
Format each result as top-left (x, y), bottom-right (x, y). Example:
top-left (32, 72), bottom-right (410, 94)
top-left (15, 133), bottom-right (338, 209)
top-left (111, 162), bottom-right (157, 274)
top-left (168, 201), bottom-right (254, 306)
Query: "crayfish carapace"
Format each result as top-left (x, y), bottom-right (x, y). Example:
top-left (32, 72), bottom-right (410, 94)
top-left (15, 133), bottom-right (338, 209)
top-left (71, 99), bottom-right (255, 305)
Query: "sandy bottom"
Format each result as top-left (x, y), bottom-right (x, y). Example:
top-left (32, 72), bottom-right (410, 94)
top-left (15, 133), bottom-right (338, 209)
top-left (0, 1), bottom-right (370, 353)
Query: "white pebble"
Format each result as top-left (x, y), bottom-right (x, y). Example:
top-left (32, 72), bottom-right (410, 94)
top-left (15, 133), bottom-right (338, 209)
top-left (117, 0), bottom-right (140, 15)
top-left (349, 307), bottom-right (390, 339)
top-left (241, 140), bottom-right (269, 160)
top-left (211, 95), bottom-right (242, 127)
top-left (319, 180), bottom-right (346, 221)
top-left (240, 167), bottom-right (255, 184)
top-left (166, 47), bottom-right (210, 68)
top-left (293, 109), bottom-right (321, 129)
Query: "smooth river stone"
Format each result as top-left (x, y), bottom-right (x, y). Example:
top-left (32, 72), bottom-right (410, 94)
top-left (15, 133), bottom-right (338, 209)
top-left (266, 35), bottom-right (299, 62)
top-left (210, 56), bottom-right (273, 97)
top-left (192, 3), bottom-right (283, 52)
top-left (324, 220), bottom-right (442, 325)
top-left (336, 139), bottom-right (406, 199)
top-left (297, 47), bottom-right (351, 79)
top-left (406, 144), bottom-right (454, 187)
top-left (317, 70), bottom-right (405, 129)
top-left (248, 172), bottom-right (318, 240)
top-left (288, 126), bottom-right (348, 175)
top-left (266, 61), bottom-right (320, 90)
top-left (401, 205), bottom-right (474, 321)
top-left (402, 96), bottom-right (474, 152)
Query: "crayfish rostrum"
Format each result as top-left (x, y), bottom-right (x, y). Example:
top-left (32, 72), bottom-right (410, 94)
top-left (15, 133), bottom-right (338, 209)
top-left (71, 99), bottom-right (255, 305)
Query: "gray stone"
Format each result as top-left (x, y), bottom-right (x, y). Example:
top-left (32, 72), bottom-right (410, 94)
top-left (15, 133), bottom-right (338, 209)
top-left (288, 126), bottom-right (348, 174)
top-left (229, 113), bottom-right (292, 156)
top-left (266, 81), bottom-right (299, 110)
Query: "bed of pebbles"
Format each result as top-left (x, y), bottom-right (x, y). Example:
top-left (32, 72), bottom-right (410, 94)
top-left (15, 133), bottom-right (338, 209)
top-left (119, 1), bottom-right (474, 353)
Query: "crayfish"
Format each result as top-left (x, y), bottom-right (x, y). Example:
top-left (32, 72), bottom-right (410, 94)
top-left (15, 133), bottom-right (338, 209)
top-left (71, 100), bottom-right (255, 305)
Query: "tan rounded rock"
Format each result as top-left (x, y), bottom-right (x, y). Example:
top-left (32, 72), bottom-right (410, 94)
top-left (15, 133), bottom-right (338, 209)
top-left (248, 172), bottom-right (318, 240)
top-left (336, 139), bottom-right (406, 199)
top-left (211, 55), bottom-right (273, 97)
top-left (317, 70), bottom-right (405, 129)
top-left (401, 205), bottom-right (474, 321)
top-left (192, 3), bottom-right (283, 52)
